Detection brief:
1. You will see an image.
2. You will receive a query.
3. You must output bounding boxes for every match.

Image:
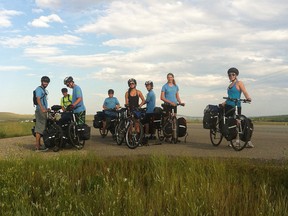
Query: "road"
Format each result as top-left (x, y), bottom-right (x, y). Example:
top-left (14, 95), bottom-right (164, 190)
top-left (0, 123), bottom-right (287, 160)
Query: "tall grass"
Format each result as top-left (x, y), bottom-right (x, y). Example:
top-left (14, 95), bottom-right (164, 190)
top-left (0, 155), bottom-right (287, 215)
top-left (0, 122), bottom-right (34, 138)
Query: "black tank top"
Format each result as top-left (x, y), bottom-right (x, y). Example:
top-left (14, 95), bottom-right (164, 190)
top-left (128, 90), bottom-right (139, 110)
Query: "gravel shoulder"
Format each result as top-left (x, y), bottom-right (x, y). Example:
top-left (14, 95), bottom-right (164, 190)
top-left (0, 123), bottom-right (287, 160)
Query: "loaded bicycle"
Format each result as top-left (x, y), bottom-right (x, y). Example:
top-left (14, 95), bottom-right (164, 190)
top-left (114, 106), bottom-right (145, 149)
top-left (156, 103), bottom-right (185, 144)
top-left (206, 97), bottom-right (253, 151)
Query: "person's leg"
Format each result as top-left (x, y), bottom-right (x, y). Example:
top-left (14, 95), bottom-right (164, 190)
top-left (34, 110), bottom-right (48, 151)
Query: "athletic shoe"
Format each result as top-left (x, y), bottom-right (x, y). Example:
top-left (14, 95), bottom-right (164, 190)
top-left (35, 145), bottom-right (49, 152)
top-left (246, 141), bottom-right (254, 148)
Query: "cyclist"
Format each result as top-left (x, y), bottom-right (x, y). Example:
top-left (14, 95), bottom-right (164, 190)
top-left (221, 67), bottom-right (254, 148)
top-left (34, 76), bottom-right (50, 152)
top-left (64, 76), bottom-right (86, 125)
top-left (161, 73), bottom-right (185, 142)
top-left (102, 89), bottom-right (120, 134)
top-left (60, 88), bottom-right (72, 111)
top-left (143, 80), bottom-right (156, 144)
top-left (125, 78), bottom-right (145, 144)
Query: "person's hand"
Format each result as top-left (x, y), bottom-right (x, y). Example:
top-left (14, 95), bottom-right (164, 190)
top-left (41, 108), bottom-right (47, 113)
top-left (246, 98), bottom-right (252, 102)
top-left (179, 102), bottom-right (185, 106)
top-left (170, 102), bottom-right (177, 106)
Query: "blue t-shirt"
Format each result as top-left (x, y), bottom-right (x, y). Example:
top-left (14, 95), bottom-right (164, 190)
top-left (226, 81), bottom-right (242, 107)
top-left (72, 85), bottom-right (86, 113)
top-left (145, 90), bottom-right (156, 113)
top-left (161, 83), bottom-right (179, 104)
top-left (35, 86), bottom-right (48, 110)
top-left (103, 97), bottom-right (120, 109)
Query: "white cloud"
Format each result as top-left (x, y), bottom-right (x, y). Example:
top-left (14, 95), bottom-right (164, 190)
top-left (24, 46), bottom-right (63, 57)
top-left (29, 14), bottom-right (63, 28)
top-left (0, 66), bottom-right (29, 71)
top-left (0, 10), bottom-right (22, 27)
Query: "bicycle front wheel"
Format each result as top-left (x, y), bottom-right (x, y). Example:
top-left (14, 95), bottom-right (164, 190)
top-left (99, 127), bottom-right (108, 138)
top-left (230, 115), bottom-right (248, 151)
top-left (171, 116), bottom-right (178, 144)
top-left (126, 119), bottom-right (143, 149)
top-left (115, 119), bottom-right (126, 145)
top-left (210, 127), bottom-right (223, 146)
top-left (157, 128), bottom-right (165, 141)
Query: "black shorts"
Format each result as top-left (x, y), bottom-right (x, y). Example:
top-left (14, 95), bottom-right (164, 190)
top-left (225, 105), bottom-right (241, 117)
top-left (162, 104), bottom-right (177, 115)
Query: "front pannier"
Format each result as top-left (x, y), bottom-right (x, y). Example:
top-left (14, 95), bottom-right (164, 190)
top-left (153, 107), bottom-right (163, 129)
top-left (177, 117), bottom-right (187, 138)
top-left (203, 105), bottom-right (219, 129)
top-left (93, 111), bottom-right (105, 128)
top-left (221, 117), bottom-right (237, 141)
top-left (76, 124), bottom-right (91, 140)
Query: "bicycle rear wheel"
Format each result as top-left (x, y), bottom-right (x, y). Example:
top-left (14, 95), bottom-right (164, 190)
top-left (230, 115), bottom-right (248, 151)
top-left (126, 119), bottom-right (143, 149)
top-left (68, 122), bottom-right (85, 150)
top-left (157, 128), bottom-right (165, 141)
top-left (99, 127), bottom-right (108, 138)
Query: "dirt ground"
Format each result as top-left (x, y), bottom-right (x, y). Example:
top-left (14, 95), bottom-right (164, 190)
top-left (0, 123), bottom-right (287, 160)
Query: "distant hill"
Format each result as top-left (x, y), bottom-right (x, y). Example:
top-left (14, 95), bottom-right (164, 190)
top-left (251, 115), bottom-right (288, 122)
top-left (0, 112), bottom-right (34, 122)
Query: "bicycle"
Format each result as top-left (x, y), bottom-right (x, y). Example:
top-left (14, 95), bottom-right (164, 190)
top-left (156, 103), bottom-right (184, 144)
top-left (114, 107), bottom-right (145, 149)
top-left (32, 105), bottom-right (63, 152)
top-left (99, 109), bottom-right (118, 139)
top-left (209, 97), bottom-right (251, 151)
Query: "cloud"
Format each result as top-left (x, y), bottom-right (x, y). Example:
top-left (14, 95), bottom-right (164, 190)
top-left (0, 9), bottom-right (22, 28)
top-left (0, 65), bottom-right (29, 71)
top-left (24, 46), bottom-right (63, 57)
top-left (29, 14), bottom-right (63, 28)
top-left (0, 34), bottom-right (81, 48)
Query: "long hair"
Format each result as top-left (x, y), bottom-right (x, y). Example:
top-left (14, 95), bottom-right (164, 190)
top-left (167, 73), bottom-right (176, 85)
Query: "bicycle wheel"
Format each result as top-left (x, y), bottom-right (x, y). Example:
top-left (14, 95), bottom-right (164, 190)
top-left (171, 116), bottom-right (178, 144)
top-left (210, 127), bottom-right (223, 146)
top-left (126, 119), bottom-right (143, 149)
top-left (115, 119), bottom-right (126, 145)
top-left (157, 128), bottom-right (165, 141)
top-left (230, 115), bottom-right (248, 151)
top-left (68, 122), bottom-right (85, 150)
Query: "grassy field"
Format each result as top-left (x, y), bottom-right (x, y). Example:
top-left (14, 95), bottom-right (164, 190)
top-left (0, 155), bottom-right (287, 215)
top-left (0, 122), bottom-right (34, 139)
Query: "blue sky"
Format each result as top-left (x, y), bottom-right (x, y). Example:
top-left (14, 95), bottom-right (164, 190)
top-left (0, 0), bottom-right (287, 117)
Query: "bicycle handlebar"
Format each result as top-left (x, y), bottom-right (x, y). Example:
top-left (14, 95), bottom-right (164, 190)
top-left (223, 97), bottom-right (251, 104)
top-left (161, 103), bottom-right (185, 108)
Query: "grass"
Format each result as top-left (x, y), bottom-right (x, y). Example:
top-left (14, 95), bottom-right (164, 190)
top-left (0, 155), bottom-right (287, 215)
top-left (0, 122), bottom-right (34, 139)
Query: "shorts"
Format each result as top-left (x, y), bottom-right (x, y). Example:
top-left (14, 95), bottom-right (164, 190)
top-left (35, 110), bottom-right (47, 135)
top-left (75, 111), bottom-right (86, 125)
top-left (225, 105), bottom-right (242, 117)
top-left (163, 104), bottom-right (177, 115)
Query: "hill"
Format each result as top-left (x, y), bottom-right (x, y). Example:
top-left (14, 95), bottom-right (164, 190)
top-left (251, 115), bottom-right (288, 122)
top-left (0, 112), bottom-right (34, 122)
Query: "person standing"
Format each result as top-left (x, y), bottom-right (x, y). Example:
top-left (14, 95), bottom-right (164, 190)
top-left (64, 76), bottom-right (86, 124)
top-left (222, 67), bottom-right (254, 148)
top-left (143, 81), bottom-right (156, 144)
top-left (34, 76), bottom-right (50, 152)
top-left (102, 89), bottom-right (120, 133)
top-left (60, 88), bottom-right (72, 111)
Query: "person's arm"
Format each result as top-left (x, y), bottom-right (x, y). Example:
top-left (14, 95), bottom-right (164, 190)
top-left (115, 98), bottom-right (120, 109)
top-left (138, 91), bottom-right (145, 107)
top-left (37, 97), bottom-right (47, 113)
top-left (103, 99), bottom-right (107, 110)
top-left (176, 91), bottom-right (184, 105)
top-left (238, 81), bottom-right (252, 101)
top-left (125, 91), bottom-right (129, 107)
top-left (61, 97), bottom-right (65, 111)
top-left (73, 97), bottom-right (82, 107)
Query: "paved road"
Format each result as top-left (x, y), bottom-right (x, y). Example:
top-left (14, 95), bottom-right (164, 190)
top-left (0, 123), bottom-right (287, 160)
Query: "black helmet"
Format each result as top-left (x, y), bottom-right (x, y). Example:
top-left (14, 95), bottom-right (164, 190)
top-left (128, 78), bottom-right (137, 86)
top-left (61, 88), bottom-right (68, 93)
top-left (64, 76), bottom-right (73, 85)
top-left (145, 80), bottom-right (153, 87)
top-left (108, 89), bottom-right (114, 94)
top-left (227, 67), bottom-right (239, 76)
top-left (41, 76), bottom-right (50, 83)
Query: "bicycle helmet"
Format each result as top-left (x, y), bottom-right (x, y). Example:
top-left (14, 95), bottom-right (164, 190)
top-left (145, 80), bottom-right (153, 87)
top-left (61, 88), bottom-right (68, 93)
top-left (227, 67), bottom-right (239, 76)
top-left (128, 78), bottom-right (137, 86)
top-left (41, 76), bottom-right (50, 83)
top-left (64, 76), bottom-right (73, 85)
top-left (108, 89), bottom-right (114, 94)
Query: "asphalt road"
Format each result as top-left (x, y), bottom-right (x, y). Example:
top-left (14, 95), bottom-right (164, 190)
top-left (1, 123), bottom-right (287, 160)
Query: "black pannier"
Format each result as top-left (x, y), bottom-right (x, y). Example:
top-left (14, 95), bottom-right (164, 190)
top-left (93, 111), bottom-right (105, 128)
top-left (76, 124), bottom-right (91, 140)
top-left (221, 117), bottom-right (237, 141)
top-left (203, 105), bottom-right (219, 129)
top-left (177, 117), bottom-right (187, 138)
top-left (153, 107), bottom-right (163, 129)
top-left (240, 117), bottom-right (254, 142)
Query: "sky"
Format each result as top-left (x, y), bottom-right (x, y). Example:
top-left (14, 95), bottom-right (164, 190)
top-left (0, 0), bottom-right (287, 117)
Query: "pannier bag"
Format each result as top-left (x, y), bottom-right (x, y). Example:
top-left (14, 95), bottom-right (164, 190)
top-left (76, 124), bottom-right (91, 140)
top-left (153, 107), bottom-right (163, 129)
top-left (240, 117), bottom-right (254, 142)
top-left (177, 117), bottom-right (187, 137)
top-left (203, 105), bottom-right (219, 129)
top-left (221, 117), bottom-right (237, 141)
top-left (42, 125), bottom-right (62, 148)
top-left (93, 111), bottom-right (105, 128)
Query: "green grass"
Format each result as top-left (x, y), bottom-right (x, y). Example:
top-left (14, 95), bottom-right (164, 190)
top-left (0, 122), bottom-right (34, 139)
top-left (0, 155), bottom-right (287, 215)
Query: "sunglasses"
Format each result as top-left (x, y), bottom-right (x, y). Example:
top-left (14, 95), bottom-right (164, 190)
top-left (129, 82), bottom-right (135, 85)
top-left (228, 73), bottom-right (236, 77)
